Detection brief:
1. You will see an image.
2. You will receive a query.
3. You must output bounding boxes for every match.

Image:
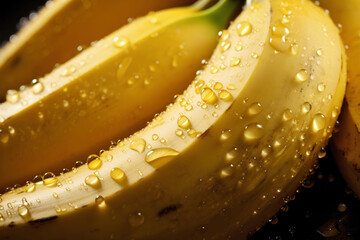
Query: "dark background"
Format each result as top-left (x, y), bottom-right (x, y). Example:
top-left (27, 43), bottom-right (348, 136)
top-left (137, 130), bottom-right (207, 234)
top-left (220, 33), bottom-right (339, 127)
top-left (0, 1), bottom-right (359, 239)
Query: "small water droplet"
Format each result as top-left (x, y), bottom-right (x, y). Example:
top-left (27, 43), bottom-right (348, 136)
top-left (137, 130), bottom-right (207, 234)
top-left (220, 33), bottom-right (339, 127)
top-left (110, 168), bottom-right (126, 184)
top-left (85, 175), bottom-right (101, 189)
top-left (312, 114), bottom-right (326, 133)
top-left (225, 148), bottom-right (238, 162)
top-left (282, 109), bottom-right (293, 121)
top-left (220, 130), bottom-right (232, 142)
top-left (218, 90), bottom-right (233, 101)
top-left (18, 205), bottom-right (30, 220)
top-left (25, 182), bottom-right (36, 193)
top-left (295, 69), bottom-right (309, 83)
top-left (43, 172), bottom-right (58, 187)
top-left (244, 123), bottom-right (264, 141)
top-left (318, 147), bottom-right (326, 158)
top-left (316, 48), bottom-right (323, 56)
top-left (130, 138), bottom-right (146, 153)
top-left (210, 65), bottom-right (219, 74)
top-left (230, 57), bottom-right (241, 67)
top-left (113, 36), bottom-right (129, 48)
top-left (237, 22), bottom-right (252, 36)
top-left (301, 102), bottom-right (312, 114)
top-left (145, 148), bottom-right (179, 168)
top-left (95, 195), bottom-right (106, 208)
top-left (201, 88), bottom-right (217, 104)
top-left (247, 102), bottom-right (262, 116)
top-left (32, 82), bottom-right (44, 94)
top-left (317, 82), bottom-right (326, 92)
top-left (0, 129), bottom-right (9, 144)
top-left (61, 65), bottom-right (76, 76)
top-left (177, 115), bottom-right (191, 129)
top-left (337, 203), bottom-right (346, 212)
top-left (87, 154), bottom-right (102, 170)
top-left (220, 40), bottom-right (231, 53)
top-left (6, 89), bottom-right (20, 103)
top-left (220, 166), bottom-right (234, 178)
top-left (128, 212), bottom-right (144, 227)
top-left (152, 134), bottom-right (159, 141)
top-left (213, 82), bottom-right (223, 90)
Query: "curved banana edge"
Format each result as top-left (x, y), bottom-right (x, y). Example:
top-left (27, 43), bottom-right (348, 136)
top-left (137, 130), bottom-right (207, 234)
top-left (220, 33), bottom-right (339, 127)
top-left (0, 0), bottom-right (197, 100)
top-left (316, 0), bottom-right (360, 197)
top-left (0, 0), bottom-right (346, 239)
top-left (0, 0), bottom-right (239, 190)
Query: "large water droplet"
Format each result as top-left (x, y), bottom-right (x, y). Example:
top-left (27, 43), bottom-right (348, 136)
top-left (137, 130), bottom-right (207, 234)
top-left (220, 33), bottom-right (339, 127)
top-left (312, 114), bottom-right (326, 133)
top-left (130, 138), bottom-right (146, 153)
top-left (32, 82), bottom-right (44, 94)
top-left (18, 205), bottom-right (30, 220)
top-left (237, 22), bottom-right (252, 36)
top-left (177, 116), bottom-right (191, 129)
top-left (244, 123), bottom-right (264, 141)
top-left (6, 89), bottom-right (20, 103)
top-left (218, 90), bottom-right (233, 101)
top-left (145, 148), bottom-right (179, 168)
top-left (201, 88), bottom-right (217, 104)
top-left (85, 175), bottom-right (101, 189)
top-left (247, 102), bottom-right (262, 116)
top-left (295, 69), bottom-right (309, 83)
top-left (43, 172), bottom-right (58, 187)
top-left (110, 168), bottom-right (126, 184)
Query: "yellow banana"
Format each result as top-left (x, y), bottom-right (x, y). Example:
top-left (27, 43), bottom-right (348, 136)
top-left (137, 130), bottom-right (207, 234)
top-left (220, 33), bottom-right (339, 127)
top-left (0, 0), bottom-right (197, 100)
top-left (316, 0), bottom-right (360, 196)
top-left (0, 0), bottom-right (238, 190)
top-left (0, 0), bottom-right (346, 239)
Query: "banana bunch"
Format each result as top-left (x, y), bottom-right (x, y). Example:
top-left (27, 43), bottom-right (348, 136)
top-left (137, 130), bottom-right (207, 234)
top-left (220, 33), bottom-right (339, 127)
top-left (315, 0), bottom-right (360, 197)
top-left (0, 0), bottom-right (238, 190)
top-left (0, 0), bottom-right (196, 100)
top-left (0, 0), bottom-right (347, 239)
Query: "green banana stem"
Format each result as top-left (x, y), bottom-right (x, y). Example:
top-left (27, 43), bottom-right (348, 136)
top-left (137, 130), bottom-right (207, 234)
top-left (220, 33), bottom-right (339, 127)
top-left (198, 0), bottom-right (241, 28)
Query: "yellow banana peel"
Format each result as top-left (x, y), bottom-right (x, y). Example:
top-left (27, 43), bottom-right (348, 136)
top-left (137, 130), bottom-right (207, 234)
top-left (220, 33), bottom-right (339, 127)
top-left (316, 0), bottom-right (360, 197)
top-left (0, 0), bottom-right (346, 239)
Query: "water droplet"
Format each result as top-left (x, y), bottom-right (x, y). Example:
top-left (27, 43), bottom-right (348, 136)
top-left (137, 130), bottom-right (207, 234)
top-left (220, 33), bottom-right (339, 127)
top-left (33, 175), bottom-right (43, 184)
top-left (237, 22), bottom-right (252, 36)
top-left (214, 82), bottom-right (223, 90)
top-left (220, 40), bottom-right (231, 53)
top-left (0, 116), bottom-right (4, 123)
top-left (272, 22), bottom-right (290, 36)
top-left (6, 89), bottom-right (20, 103)
top-left (145, 148), bottom-right (179, 168)
top-left (220, 130), bottom-right (232, 142)
top-left (220, 166), bottom-right (234, 178)
top-left (100, 151), bottom-right (113, 162)
top-left (225, 148), bottom-right (238, 162)
top-left (0, 214), bottom-right (4, 222)
top-left (269, 36), bottom-right (289, 52)
top-left (218, 90), bottom-right (233, 101)
top-left (113, 36), bottom-right (129, 48)
top-left (337, 203), bottom-right (347, 212)
top-left (128, 212), bottom-right (144, 227)
top-left (175, 129), bottom-right (183, 137)
top-left (18, 205), bottom-right (30, 220)
top-left (318, 147), bottom-right (326, 158)
top-left (152, 134), bottom-right (159, 141)
top-left (95, 195), bottom-right (106, 208)
top-left (247, 102), bottom-right (262, 116)
top-left (301, 102), bottom-right (312, 114)
top-left (316, 48), bottom-right (323, 56)
top-left (85, 175), bottom-right (101, 189)
top-left (230, 57), bottom-right (241, 67)
top-left (317, 82), bottom-right (326, 92)
top-left (295, 69), bottom-right (309, 83)
top-left (177, 116), bottom-right (191, 129)
top-left (261, 145), bottom-right (272, 158)
top-left (244, 123), bottom-right (264, 141)
top-left (87, 154), bottom-right (102, 170)
top-left (0, 129), bottom-right (9, 144)
top-left (43, 172), bottom-right (58, 187)
top-left (130, 138), bottom-right (146, 153)
top-left (25, 182), bottom-right (36, 193)
top-left (282, 109), bottom-right (293, 121)
top-left (312, 114), bottom-right (326, 133)
top-left (110, 168), bottom-right (126, 184)
top-left (185, 104), bottom-right (193, 111)
top-left (61, 65), bottom-right (76, 76)
top-left (32, 82), bottom-right (44, 94)
top-left (201, 88), bottom-right (217, 104)
top-left (210, 65), bottom-right (219, 74)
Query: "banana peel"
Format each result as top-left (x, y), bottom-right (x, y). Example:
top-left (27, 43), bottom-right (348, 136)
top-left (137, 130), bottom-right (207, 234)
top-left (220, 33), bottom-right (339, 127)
top-left (0, 0), bottom-right (238, 190)
top-left (316, 0), bottom-right (360, 197)
top-left (0, 0), bottom-right (346, 239)
top-left (0, 0), bottom-right (200, 101)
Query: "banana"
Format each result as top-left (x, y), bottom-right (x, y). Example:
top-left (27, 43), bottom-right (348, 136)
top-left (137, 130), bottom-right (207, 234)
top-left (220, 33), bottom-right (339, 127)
top-left (316, 0), bottom-right (360, 197)
top-left (0, 0), bottom-right (238, 190)
top-left (0, 0), bottom-right (346, 239)
top-left (0, 0), bottom-right (198, 101)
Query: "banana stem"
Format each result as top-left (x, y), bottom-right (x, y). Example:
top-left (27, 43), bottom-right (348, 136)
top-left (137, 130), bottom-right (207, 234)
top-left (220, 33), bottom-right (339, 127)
top-left (198, 0), bottom-right (242, 29)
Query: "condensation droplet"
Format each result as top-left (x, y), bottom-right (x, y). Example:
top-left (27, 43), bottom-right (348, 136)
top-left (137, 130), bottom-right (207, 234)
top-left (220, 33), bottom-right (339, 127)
top-left (61, 65), bottom-right (76, 76)
top-left (214, 82), bottom-right (223, 90)
top-left (128, 212), bottom-right (144, 227)
top-left (201, 88), bottom-right (217, 104)
top-left (177, 115), bottom-right (191, 129)
top-left (282, 109), bottom-right (293, 121)
top-left (87, 154), bottom-right (102, 170)
top-left (145, 148), bottom-right (179, 168)
top-left (25, 182), bottom-right (36, 193)
top-left (244, 123), bottom-right (264, 141)
top-left (317, 82), bottom-right (326, 92)
top-left (85, 175), bottom-right (101, 189)
top-left (110, 168), bottom-right (126, 184)
top-left (220, 130), bottom-right (232, 142)
top-left (130, 138), bottom-right (146, 153)
top-left (6, 90), bottom-right (20, 103)
top-left (301, 102), bottom-right (312, 114)
top-left (218, 90), bottom-right (233, 101)
top-left (237, 22), bottom-right (252, 36)
top-left (269, 36), bottom-right (289, 52)
top-left (32, 82), bottom-right (44, 94)
top-left (318, 147), bottom-right (326, 158)
top-left (43, 172), bottom-right (58, 187)
top-left (230, 57), bottom-right (241, 67)
top-left (247, 102), bottom-right (262, 116)
top-left (18, 205), bottom-right (30, 220)
top-left (312, 113), bottom-right (326, 133)
top-left (220, 40), bottom-right (231, 53)
top-left (113, 36), bottom-right (130, 48)
top-left (295, 69), bottom-right (309, 83)
top-left (95, 195), bottom-right (106, 208)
